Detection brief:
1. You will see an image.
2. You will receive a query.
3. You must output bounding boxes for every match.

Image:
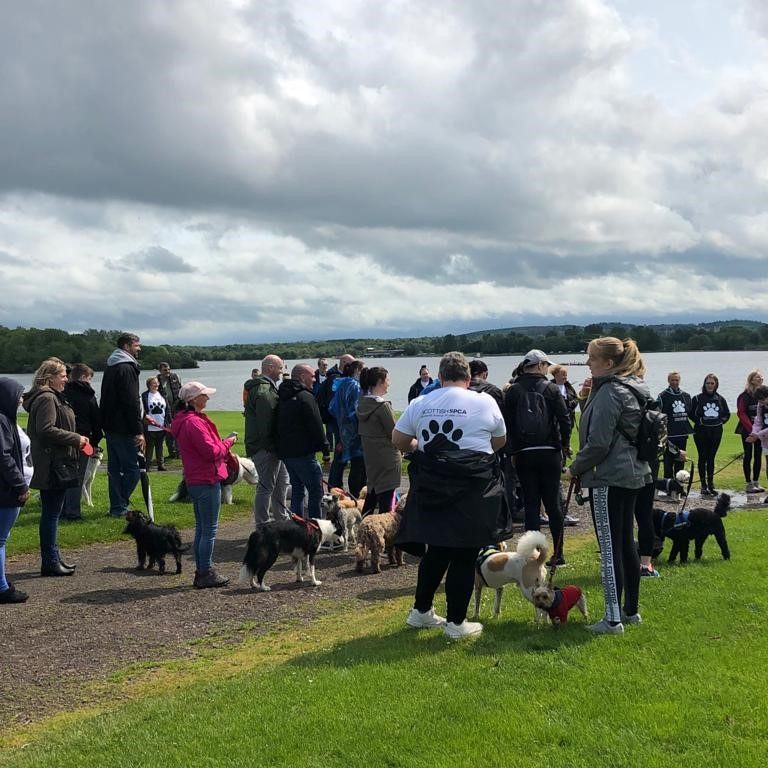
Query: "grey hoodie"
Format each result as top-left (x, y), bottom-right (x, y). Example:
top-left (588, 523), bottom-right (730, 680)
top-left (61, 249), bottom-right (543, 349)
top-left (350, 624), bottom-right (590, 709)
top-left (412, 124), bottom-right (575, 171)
top-left (569, 374), bottom-right (652, 490)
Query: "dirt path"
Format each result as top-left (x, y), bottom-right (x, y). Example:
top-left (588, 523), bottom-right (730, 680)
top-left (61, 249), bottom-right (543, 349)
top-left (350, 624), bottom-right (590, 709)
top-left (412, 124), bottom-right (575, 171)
top-left (1, 486), bottom-right (719, 731)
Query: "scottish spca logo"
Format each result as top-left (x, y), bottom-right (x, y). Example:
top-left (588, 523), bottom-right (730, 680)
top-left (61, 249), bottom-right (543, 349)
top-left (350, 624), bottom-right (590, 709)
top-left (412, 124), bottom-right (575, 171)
top-left (422, 408), bottom-right (468, 417)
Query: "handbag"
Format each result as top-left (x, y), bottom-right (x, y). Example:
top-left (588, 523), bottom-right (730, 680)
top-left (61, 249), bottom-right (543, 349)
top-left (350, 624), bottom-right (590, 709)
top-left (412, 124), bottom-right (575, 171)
top-left (49, 457), bottom-right (80, 489)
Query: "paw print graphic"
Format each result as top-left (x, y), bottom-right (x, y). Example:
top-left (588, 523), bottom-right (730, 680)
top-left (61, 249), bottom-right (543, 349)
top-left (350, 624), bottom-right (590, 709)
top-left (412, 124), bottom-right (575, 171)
top-left (672, 400), bottom-right (687, 414)
top-left (702, 402), bottom-right (720, 419)
top-left (422, 419), bottom-right (464, 452)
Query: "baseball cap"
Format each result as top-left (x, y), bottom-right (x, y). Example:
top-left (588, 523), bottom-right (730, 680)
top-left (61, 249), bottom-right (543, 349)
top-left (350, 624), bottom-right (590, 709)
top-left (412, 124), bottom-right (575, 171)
top-left (179, 381), bottom-right (216, 402)
top-left (522, 349), bottom-right (552, 367)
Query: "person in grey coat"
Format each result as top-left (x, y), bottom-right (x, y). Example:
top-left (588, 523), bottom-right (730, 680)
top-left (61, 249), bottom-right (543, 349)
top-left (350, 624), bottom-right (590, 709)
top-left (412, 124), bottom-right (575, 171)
top-left (567, 337), bottom-right (651, 635)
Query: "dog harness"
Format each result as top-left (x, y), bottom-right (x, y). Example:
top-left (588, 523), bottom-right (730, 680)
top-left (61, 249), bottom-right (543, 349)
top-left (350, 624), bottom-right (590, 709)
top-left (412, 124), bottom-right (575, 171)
top-left (547, 585), bottom-right (582, 623)
top-left (290, 514), bottom-right (321, 535)
top-left (659, 510), bottom-right (690, 536)
top-left (476, 545), bottom-right (503, 587)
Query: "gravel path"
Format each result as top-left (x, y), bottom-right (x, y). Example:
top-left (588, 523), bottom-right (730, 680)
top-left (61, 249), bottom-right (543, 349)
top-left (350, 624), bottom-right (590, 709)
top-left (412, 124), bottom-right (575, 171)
top-left (1, 484), bottom-right (727, 731)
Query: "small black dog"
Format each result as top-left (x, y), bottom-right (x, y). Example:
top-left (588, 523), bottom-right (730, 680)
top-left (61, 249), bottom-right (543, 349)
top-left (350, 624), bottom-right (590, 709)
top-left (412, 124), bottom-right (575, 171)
top-left (124, 509), bottom-right (186, 574)
top-left (652, 493), bottom-right (731, 563)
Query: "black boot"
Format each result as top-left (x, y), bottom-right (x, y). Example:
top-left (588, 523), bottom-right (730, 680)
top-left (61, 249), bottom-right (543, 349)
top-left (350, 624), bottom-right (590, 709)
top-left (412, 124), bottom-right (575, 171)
top-left (41, 562), bottom-right (75, 577)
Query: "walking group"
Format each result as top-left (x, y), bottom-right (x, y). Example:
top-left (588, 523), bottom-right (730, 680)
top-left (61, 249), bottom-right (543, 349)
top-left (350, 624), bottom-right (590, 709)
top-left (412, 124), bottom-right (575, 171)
top-left (0, 333), bottom-right (761, 642)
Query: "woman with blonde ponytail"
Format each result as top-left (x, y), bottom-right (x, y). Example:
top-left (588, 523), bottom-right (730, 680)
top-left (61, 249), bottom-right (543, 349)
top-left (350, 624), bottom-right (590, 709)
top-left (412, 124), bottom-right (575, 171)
top-left (566, 338), bottom-right (651, 635)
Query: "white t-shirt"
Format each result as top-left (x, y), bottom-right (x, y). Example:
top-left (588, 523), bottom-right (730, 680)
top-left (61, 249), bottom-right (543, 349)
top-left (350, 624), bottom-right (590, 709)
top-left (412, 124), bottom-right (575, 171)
top-left (145, 391), bottom-right (167, 431)
top-left (395, 386), bottom-right (506, 454)
top-left (17, 426), bottom-right (33, 485)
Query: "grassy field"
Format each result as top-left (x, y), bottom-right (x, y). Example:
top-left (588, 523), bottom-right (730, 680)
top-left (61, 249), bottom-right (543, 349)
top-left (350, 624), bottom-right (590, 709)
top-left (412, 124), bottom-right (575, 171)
top-left (2, 511), bottom-right (767, 766)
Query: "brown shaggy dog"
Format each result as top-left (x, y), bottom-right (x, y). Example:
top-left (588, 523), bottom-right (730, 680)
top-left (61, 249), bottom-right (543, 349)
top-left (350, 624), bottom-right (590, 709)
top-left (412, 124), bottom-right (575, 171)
top-left (354, 494), bottom-right (406, 573)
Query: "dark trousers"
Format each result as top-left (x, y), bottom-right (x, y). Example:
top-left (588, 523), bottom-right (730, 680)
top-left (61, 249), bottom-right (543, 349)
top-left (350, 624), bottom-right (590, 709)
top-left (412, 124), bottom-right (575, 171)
top-left (590, 485), bottom-right (640, 622)
top-left (144, 430), bottom-right (166, 469)
top-left (414, 545), bottom-right (478, 625)
top-left (348, 457), bottom-right (366, 499)
top-left (663, 436), bottom-right (688, 479)
top-left (516, 449), bottom-right (564, 557)
top-left (633, 481), bottom-right (655, 558)
top-left (327, 420), bottom-right (347, 488)
top-left (39, 488), bottom-right (66, 566)
top-left (694, 427), bottom-right (722, 487)
top-left (741, 434), bottom-right (762, 483)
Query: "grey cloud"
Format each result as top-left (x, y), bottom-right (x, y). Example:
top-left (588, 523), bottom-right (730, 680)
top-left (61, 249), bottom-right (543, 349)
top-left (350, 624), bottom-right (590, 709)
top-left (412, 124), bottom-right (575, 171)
top-left (112, 246), bottom-right (195, 273)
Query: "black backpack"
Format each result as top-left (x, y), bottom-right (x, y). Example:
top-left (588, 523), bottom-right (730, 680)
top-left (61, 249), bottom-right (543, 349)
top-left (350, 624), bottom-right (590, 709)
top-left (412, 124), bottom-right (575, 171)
top-left (614, 380), bottom-right (668, 462)
top-left (516, 379), bottom-right (555, 448)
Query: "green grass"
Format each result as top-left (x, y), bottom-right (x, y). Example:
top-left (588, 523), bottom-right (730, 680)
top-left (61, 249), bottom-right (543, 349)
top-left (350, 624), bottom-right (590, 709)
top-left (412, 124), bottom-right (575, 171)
top-left (2, 512), bottom-right (767, 766)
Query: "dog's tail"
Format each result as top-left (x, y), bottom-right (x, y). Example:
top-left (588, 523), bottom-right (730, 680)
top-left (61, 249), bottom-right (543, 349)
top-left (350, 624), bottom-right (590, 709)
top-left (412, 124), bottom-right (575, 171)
top-left (238, 530), bottom-right (260, 585)
top-left (714, 493), bottom-right (731, 518)
top-left (515, 529), bottom-right (549, 563)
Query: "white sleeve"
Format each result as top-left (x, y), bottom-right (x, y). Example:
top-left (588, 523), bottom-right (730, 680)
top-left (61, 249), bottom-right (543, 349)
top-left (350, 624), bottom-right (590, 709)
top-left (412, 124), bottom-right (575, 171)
top-left (394, 402), bottom-right (417, 436)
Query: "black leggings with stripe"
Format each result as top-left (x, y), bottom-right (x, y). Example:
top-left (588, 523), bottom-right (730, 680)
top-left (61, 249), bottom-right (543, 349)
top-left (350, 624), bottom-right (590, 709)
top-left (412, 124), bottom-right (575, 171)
top-left (590, 486), bottom-right (640, 622)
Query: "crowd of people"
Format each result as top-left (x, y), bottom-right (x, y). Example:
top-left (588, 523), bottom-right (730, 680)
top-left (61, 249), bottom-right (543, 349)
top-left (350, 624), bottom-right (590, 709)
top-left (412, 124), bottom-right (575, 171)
top-left (0, 334), bottom-right (760, 641)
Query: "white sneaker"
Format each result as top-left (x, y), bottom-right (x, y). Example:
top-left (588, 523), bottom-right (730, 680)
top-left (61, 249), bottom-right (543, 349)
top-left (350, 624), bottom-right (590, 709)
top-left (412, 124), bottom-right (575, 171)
top-left (406, 607), bottom-right (446, 629)
top-left (443, 620), bottom-right (483, 639)
top-left (746, 482), bottom-right (756, 494)
top-left (621, 612), bottom-right (643, 625)
top-left (586, 618), bottom-right (624, 635)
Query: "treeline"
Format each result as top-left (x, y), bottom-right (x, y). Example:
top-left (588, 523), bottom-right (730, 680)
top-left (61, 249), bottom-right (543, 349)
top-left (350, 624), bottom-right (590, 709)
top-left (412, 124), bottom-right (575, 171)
top-left (0, 327), bottom-right (197, 373)
top-left (1, 320), bottom-right (767, 373)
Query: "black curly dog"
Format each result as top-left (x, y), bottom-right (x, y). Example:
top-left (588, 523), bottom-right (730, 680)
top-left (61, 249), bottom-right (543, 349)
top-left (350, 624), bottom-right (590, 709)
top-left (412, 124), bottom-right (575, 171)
top-left (124, 510), bottom-right (187, 574)
top-left (652, 493), bottom-right (731, 564)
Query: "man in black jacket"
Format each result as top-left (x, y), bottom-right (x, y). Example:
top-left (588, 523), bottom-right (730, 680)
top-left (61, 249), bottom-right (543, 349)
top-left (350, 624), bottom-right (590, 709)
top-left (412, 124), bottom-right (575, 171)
top-left (469, 359), bottom-right (504, 408)
top-left (100, 333), bottom-right (143, 518)
top-left (158, 362), bottom-right (182, 459)
top-left (276, 364), bottom-right (330, 519)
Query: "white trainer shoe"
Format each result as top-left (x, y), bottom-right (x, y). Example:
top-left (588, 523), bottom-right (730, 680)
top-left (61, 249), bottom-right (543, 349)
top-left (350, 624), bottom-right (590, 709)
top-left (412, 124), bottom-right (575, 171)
top-left (621, 612), bottom-right (643, 625)
top-left (587, 618), bottom-right (624, 634)
top-left (406, 607), bottom-right (446, 628)
top-left (443, 620), bottom-right (483, 639)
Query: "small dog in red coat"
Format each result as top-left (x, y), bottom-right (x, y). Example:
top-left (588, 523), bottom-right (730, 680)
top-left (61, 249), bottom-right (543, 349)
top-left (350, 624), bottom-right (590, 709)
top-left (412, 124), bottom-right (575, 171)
top-left (531, 584), bottom-right (588, 627)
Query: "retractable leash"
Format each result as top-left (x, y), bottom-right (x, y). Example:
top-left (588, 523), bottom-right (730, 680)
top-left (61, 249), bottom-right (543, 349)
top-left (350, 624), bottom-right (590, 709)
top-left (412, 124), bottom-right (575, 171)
top-left (322, 477), bottom-right (359, 503)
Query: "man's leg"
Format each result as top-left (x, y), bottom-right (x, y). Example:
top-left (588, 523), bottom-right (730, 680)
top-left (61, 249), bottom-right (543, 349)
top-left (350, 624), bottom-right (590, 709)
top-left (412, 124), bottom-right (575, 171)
top-left (105, 432), bottom-right (139, 517)
top-left (251, 449), bottom-right (279, 525)
top-left (271, 458), bottom-right (290, 521)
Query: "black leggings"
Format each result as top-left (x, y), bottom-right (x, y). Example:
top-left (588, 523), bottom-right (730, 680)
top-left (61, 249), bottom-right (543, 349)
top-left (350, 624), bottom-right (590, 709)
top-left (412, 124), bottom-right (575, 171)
top-left (361, 487), bottom-right (395, 515)
top-left (144, 430), bottom-right (166, 469)
top-left (694, 427), bottom-right (722, 486)
top-left (414, 545), bottom-right (478, 625)
top-left (633, 481), bottom-right (655, 558)
top-left (516, 450), bottom-right (564, 557)
top-left (741, 434), bottom-right (762, 483)
top-left (590, 486), bottom-right (640, 622)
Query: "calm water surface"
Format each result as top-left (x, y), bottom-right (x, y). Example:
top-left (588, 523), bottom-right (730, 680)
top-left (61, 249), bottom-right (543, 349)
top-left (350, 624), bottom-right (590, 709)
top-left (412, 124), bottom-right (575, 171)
top-left (10, 350), bottom-right (768, 413)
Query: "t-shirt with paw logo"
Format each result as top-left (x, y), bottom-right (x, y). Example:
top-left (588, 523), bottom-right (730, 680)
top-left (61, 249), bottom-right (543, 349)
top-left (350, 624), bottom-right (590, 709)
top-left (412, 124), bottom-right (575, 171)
top-left (395, 387), bottom-right (506, 454)
top-left (144, 391), bottom-right (167, 431)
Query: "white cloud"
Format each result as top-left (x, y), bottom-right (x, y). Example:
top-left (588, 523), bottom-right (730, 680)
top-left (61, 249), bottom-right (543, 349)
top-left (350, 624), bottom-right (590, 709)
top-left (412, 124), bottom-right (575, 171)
top-left (0, 0), bottom-right (767, 343)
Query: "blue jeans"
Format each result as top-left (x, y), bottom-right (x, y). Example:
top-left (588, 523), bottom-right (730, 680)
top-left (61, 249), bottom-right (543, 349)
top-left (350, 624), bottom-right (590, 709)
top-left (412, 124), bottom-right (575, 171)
top-left (284, 455), bottom-right (324, 519)
top-left (327, 420), bottom-right (347, 488)
top-left (39, 489), bottom-right (66, 567)
top-left (188, 483), bottom-right (221, 573)
top-left (105, 432), bottom-right (141, 517)
top-left (0, 506), bottom-right (21, 591)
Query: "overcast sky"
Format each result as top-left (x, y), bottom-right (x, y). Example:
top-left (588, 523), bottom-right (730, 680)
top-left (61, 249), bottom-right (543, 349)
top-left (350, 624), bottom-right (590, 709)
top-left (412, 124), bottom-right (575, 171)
top-left (2, 0), bottom-right (768, 345)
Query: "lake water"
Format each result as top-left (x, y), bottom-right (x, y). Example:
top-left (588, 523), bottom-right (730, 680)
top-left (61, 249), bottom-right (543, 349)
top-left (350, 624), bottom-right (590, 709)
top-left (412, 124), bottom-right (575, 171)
top-left (8, 350), bottom-right (767, 413)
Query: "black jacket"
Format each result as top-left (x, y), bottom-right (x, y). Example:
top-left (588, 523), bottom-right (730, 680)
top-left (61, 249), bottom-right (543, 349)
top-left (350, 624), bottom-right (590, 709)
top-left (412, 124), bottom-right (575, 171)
top-left (407, 377), bottom-right (433, 403)
top-left (502, 373), bottom-right (571, 454)
top-left (396, 449), bottom-right (510, 553)
top-left (64, 380), bottom-right (103, 446)
top-left (100, 350), bottom-right (142, 435)
top-left (276, 379), bottom-right (330, 459)
top-left (0, 377), bottom-right (27, 506)
top-left (469, 378), bottom-right (504, 409)
top-left (691, 391), bottom-right (730, 430)
top-left (657, 388), bottom-right (693, 437)
top-left (316, 364), bottom-right (342, 424)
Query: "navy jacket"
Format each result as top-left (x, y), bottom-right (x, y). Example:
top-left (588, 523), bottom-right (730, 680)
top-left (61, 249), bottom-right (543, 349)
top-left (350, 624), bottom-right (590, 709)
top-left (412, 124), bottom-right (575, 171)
top-left (0, 378), bottom-right (27, 506)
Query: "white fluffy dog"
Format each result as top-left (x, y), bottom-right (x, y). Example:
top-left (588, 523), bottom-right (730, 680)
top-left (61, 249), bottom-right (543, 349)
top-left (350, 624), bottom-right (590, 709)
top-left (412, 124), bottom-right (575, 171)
top-left (472, 530), bottom-right (550, 620)
top-left (81, 447), bottom-right (103, 507)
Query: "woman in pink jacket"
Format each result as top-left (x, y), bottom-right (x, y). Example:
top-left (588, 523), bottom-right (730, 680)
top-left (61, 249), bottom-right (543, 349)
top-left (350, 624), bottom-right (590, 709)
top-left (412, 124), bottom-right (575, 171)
top-left (170, 382), bottom-right (236, 589)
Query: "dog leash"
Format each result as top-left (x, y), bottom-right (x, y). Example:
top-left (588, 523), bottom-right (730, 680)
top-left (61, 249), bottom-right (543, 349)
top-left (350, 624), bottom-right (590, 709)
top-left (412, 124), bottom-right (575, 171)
top-left (547, 477), bottom-right (574, 585)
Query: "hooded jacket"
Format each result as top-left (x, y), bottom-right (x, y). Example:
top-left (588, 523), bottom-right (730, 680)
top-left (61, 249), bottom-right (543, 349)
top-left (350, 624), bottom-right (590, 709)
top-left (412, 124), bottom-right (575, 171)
top-left (170, 408), bottom-right (234, 485)
top-left (64, 379), bottom-right (103, 445)
top-left (275, 378), bottom-right (329, 459)
top-left (569, 374), bottom-right (652, 490)
top-left (0, 377), bottom-right (28, 506)
top-left (100, 348), bottom-right (142, 435)
top-left (244, 375), bottom-right (280, 455)
top-left (656, 387), bottom-right (693, 438)
top-left (691, 389), bottom-right (730, 431)
top-left (330, 376), bottom-right (363, 461)
top-left (22, 386), bottom-right (81, 491)
top-left (357, 395), bottom-right (401, 492)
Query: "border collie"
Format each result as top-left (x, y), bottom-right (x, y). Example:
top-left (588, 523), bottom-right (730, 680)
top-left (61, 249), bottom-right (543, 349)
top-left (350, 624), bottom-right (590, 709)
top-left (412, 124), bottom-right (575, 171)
top-left (238, 514), bottom-right (345, 591)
